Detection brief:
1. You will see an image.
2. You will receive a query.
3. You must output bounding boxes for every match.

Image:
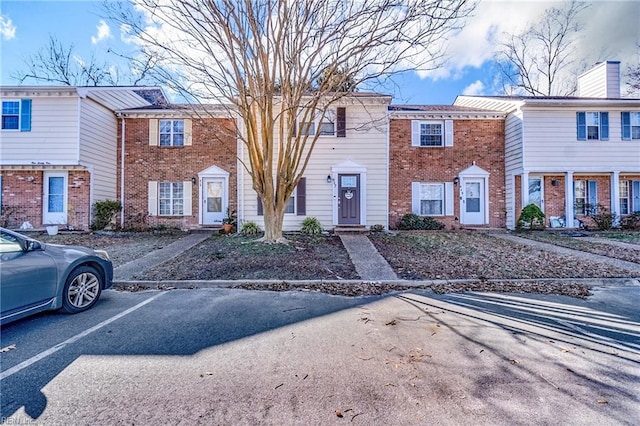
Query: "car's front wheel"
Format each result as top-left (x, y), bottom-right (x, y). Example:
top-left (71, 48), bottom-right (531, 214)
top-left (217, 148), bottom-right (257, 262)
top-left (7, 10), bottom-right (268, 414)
top-left (61, 266), bottom-right (103, 314)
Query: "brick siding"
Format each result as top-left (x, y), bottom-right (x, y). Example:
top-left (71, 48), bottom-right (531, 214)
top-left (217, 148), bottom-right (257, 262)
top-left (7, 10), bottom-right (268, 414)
top-left (389, 118), bottom-right (506, 229)
top-left (117, 116), bottom-right (237, 230)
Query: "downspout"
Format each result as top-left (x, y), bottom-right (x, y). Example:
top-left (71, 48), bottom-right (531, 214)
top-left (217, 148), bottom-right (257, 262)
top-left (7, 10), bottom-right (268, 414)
top-left (119, 115), bottom-right (126, 228)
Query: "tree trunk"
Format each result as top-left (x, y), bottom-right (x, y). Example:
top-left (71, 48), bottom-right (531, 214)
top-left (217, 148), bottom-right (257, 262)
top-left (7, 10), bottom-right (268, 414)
top-left (262, 199), bottom-right (287, 243)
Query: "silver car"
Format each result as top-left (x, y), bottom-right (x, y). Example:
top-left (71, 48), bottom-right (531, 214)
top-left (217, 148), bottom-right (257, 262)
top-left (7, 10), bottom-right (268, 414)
top-left (0, 227), bottom-right (113, 325)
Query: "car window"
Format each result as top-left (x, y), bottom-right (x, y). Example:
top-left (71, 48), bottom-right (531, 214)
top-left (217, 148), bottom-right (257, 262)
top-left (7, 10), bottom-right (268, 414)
top-left (0, 232), bottom-right (23, 253)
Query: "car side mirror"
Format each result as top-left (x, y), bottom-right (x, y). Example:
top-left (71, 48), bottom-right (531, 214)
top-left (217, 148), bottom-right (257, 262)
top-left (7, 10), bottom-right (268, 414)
top-left (26, 240), bottom-right (43, 251)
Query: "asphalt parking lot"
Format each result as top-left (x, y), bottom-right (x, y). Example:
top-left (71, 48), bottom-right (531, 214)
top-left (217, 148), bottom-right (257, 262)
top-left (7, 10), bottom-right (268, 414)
top-left (1, 286), bottom-right (639, 425)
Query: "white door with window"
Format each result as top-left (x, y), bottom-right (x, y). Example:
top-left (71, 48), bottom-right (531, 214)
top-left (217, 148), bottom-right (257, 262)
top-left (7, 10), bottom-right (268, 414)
top-left (43, 171), bottom-right (67, 224)
top-left (202, 178), bottom-right (226, 225)
top-left (462, 179), bottom-right (485, 225)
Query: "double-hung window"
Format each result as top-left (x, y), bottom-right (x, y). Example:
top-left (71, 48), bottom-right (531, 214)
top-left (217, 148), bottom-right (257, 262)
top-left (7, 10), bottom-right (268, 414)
top-left (297, 108), bottom-right (346, 138)
top-left (620, 180), bottom-right (630, 215)
top-left (576, 112), bottom-right (609, 140)
top-left (411, 120), bottom-right (454, 147)
top-left (158, 182), bottom-right (184, 216)
top-left (2, 99), bottom-right (31, 131)
top-left (418, 183), bottom-right (444, 215)
top-left (159, 120), bottom-right (185, 146)
top-left (621, 112), bottom-right (640, 140)
top-left (574, 180), bottom-right (597, 215)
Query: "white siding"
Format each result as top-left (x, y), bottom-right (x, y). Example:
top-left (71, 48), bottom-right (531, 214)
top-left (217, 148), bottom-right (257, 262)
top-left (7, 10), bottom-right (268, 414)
top-left (504, 111), bottom-right (523, 229)
top-left (79, 98), bottom-right (118, 201)
top-left (0, 95), bottom-right (79, 164)
top-left (521, 107), bottom-right (640, 171)
top-left (240, 99), bottom-right (390, 231)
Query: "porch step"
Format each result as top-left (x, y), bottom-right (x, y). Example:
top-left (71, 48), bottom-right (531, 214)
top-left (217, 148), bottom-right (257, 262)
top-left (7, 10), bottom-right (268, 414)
top-left (333, 225), bottom-right (368, 235)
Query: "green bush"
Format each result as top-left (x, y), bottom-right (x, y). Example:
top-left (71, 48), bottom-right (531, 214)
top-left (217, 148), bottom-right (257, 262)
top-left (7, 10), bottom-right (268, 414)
top-left (516, 203), bottom-right (545, 230)
top-left (396, 213), bottom-right (445, 230)
top-left (301, 217), bottom-right (323, 234)
top-left (241, 221), bottom-right (261, 235)
top-left (91, 200), bottom-right (122, 231)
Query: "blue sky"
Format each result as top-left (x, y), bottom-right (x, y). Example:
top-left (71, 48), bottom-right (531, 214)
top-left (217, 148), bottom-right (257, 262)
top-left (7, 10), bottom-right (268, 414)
top-left (1, 1), bottom-right (638, 105)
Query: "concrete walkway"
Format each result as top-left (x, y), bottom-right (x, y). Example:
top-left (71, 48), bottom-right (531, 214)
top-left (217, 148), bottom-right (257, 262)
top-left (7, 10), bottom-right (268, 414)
top-left (338, 234), bottom-right (398, 280)
top-left (490, 233), bottom-right (640, 273)
top-left (581, 236), bottom-right (640, 250)
top-left (114, 232), bottom-right (213, 280)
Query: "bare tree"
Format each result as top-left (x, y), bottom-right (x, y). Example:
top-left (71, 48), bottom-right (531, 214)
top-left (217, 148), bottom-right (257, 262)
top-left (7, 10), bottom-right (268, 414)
top-left (108, 0), bottom-right (473, 242)
top-left (12, 35), bottom-right (155, 86)
top-left (495, 0), bottom-right (589, 96)
top-left (625, 44), bottom-right (640, 96)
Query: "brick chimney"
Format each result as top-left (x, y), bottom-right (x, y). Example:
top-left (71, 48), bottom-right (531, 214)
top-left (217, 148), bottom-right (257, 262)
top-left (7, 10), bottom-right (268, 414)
top-left (577, 61), bottom-right (621, 98)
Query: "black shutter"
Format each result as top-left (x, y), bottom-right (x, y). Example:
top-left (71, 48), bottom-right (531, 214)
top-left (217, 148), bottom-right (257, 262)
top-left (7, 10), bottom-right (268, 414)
top-left (336, 107), bottom-right (346, 137)
top-left (257, 196), bottom-right (263, 216)
top-left (296, 178), bottom-right (306, 216)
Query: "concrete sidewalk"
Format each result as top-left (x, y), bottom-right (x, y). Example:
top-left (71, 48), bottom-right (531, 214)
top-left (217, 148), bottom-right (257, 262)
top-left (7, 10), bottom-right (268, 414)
top-left (114, 232), bottom-right (213, 280)
top-left (338, 234), bottom-right (398, 280)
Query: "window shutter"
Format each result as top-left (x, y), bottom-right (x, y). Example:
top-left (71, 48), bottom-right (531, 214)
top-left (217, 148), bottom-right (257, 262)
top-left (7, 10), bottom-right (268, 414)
top-left (411, 182), bottom-right (420, 214)
top-left (576, 112), bottom-right (586, 140)
top-left (296, 177), bottom-right (306, 215)
top-left (183, 181), bottom-right (192, 216)
top-left (336, 107), bottom-right (346, 137)
top-left (588, 180), bottom-right (598, 211)
top-left (621, 112), bottom-right (631, 140)
top-left (149, 119), bottom-right (158, 146)
top-left (444, 120), bottom-right (454, 147)
top-left (184, 119), bottom-right (192, 146)
top-left (411, 121), bottom-right (421, 146)
top-left (445, 182), bottom-right (454, 215)
top-left (20, 99), bottom-right (32, 132)
top-left (600, 112), bottom-right (609, 140)
top-left (632, 181), bottom-right (640, 213)
top-left (257, 195), bottom-right (263, 216)
top-left (148, 181), bottom-right (158, 216)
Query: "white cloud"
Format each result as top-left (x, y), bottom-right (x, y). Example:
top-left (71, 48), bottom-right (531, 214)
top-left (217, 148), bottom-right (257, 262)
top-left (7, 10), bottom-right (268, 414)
top-left (0, 15), bottom-right (16, 40)
top-left (418, 0), bottom-right (640, 83)
top-left (91, 20), bottom-right (112, 44)
top-left (462, 80), bottom-right (485, 96)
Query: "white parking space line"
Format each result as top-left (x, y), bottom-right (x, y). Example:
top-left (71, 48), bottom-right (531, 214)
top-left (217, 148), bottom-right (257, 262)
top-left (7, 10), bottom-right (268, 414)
top-left (0, 292), bottom-right (165, 381)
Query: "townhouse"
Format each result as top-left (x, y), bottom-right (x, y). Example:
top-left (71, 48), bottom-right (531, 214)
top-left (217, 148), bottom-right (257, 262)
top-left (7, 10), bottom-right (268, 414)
top-left (455, 61), bottom-right (640, 229)
top-left (0, 86), bottom-right (166, 230)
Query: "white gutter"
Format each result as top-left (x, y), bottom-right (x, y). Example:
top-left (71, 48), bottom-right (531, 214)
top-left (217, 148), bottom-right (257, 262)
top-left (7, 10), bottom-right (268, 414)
top-left (120, 116), bottom-right (126, 227)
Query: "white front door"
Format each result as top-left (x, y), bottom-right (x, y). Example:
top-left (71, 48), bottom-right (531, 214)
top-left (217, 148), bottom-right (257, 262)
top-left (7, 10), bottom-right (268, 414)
top-left (462, 179), bottom-right (485, 225)
top-left (43, 171), bottom-right (67, 225)
top-left (202, 178), bottom-right (225, 225)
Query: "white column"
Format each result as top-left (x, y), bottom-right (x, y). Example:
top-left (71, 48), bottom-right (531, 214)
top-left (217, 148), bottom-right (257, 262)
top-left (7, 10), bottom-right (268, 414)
top-left (521, 171), bottom-right (530, 208)
top-left (565, 171), bottom-right (574, 228)
top-left (611, 171), bottom-right (620, 224)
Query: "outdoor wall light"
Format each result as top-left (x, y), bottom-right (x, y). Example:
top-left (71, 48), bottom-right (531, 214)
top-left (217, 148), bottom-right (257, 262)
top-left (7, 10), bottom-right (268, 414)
top-left (453, 177), bottom-right (459, 185)
top-left (192, 177), bottom-right (197, 185)
top-left (326, 175), bottom-right (332, 183)
top-left (551, 179), bottom-right (559, 186)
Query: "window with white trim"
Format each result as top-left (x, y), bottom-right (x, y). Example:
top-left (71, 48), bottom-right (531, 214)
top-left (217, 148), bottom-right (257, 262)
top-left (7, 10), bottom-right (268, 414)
top-left (577, 112), bottom-right (609, 140)
top-left (159, 120), bottom-right (185, 146)
top-left (298, 109), bottom-right (339, 137)
top-left (574, 180), bottom-right (597, 215)
top-left (621, 112), bottom-right (640, 140)
top-left (159, 182), bottom-right (184, 215)
top-left (620, 180), bottom-right (629, 215)
top-left (1, 101), bottom-right (20, 130)
top-left (411, 120), bottom-right (453, 147)
top-left (418, 183), bottom-right (444, 215)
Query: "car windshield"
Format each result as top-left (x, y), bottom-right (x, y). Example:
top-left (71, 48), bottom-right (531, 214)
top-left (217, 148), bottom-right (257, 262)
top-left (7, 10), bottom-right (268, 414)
top-left (0, 232), bottom-right (24, 253)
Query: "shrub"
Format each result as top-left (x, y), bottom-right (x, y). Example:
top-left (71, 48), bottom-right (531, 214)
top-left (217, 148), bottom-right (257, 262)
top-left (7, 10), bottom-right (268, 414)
top-left (620, 213), bottom-right (640, 230)
top-left (516, 203), bottom-right (545, 230)
top-left (588, 204), bottom-right (616, 231)
top-left (91, 200), bottom-right (122, 231)
top-left (396, 213), bottom-right (445, 230)
top-left (241, 221), bottom-right (261, 235)
top-left (370, 224), bottom-right (385, 233)
top-left (301, 217), bottom-right (323, 234)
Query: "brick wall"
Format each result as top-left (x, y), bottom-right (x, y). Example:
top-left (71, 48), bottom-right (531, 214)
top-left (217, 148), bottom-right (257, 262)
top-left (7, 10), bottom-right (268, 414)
top-left (389, 118), bottom-right (506, 229)
top-left (117, 116), bottom-right (237, 230)
top-left (0, 170), bottom-right (91, 229)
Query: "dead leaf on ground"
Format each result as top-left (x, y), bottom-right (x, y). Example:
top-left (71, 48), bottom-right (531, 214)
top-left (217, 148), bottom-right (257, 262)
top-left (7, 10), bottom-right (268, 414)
top-left (335, 410), bottom-right (343, 417)
top-left (597, 398), bottom-right (608, 404)
top-left (385, 319), bottom-right (397, 326)
top-left (510, 359), bottom-right (519, 365)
